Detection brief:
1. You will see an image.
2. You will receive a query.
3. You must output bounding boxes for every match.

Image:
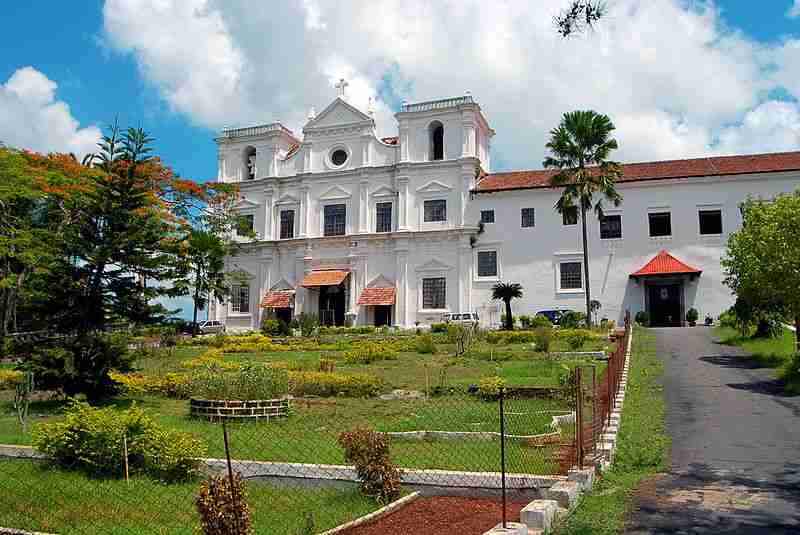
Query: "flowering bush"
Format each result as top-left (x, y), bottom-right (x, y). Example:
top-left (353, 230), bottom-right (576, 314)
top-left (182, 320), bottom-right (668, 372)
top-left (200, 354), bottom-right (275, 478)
top-left (190, 363), bottom-right (289, 401)
top-left (477, 376), bottom-right (506, 400)
top-left (0, 369), bottom-right (23, 389)
top-left (338, 428), bottom-right (402, 504)
top-left (196, 472), bottom-right (252, 535)
top-left (288, 371), bottom-right (383, 397)
top-left (343, 342), bottom-right (398, 364)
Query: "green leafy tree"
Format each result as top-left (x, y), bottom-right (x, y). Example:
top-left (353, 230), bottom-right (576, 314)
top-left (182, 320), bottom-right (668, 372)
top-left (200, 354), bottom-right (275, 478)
top-left (555, 1), bottom-right (607, 37)
top-left (724, 192), bottom-right (800, 351)
top-left (544, 110), bottom-right (623, 327)
top-left (492, 282), bottom-right (523, 331)
top-left (175, 230), bottom-right (229, 337)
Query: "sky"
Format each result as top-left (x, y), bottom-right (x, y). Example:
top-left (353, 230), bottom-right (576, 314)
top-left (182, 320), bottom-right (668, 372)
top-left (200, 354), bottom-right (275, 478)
top-left (2, 1), bottom-right (800, 319)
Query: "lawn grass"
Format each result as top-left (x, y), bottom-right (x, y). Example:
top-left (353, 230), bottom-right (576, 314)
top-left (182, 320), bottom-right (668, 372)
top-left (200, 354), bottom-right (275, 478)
top-left (0, 459), bottom-right (376, 535)
top-left (555, 328), bottom-right (670, 535)
top-left (714, 325), bottom-right (799, 393)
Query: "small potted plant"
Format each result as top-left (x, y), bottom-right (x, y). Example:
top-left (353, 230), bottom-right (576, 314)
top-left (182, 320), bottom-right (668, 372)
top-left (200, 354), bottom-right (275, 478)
top-left (686, 308), bottom-right (699, 327)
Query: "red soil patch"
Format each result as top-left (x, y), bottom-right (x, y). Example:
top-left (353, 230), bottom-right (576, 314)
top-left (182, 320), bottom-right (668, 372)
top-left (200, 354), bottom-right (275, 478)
top-left (341, 496), bottom-right (526, 535)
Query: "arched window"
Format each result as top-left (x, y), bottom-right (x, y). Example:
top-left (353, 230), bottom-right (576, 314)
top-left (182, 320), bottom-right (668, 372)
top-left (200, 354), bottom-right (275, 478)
top-left (429, 121), bottom-right (444, 161)
top-left (243, 146), bottom-right (256, 180)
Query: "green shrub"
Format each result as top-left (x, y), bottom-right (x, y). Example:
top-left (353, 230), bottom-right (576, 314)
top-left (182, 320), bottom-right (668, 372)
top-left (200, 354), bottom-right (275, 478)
top-left (477, 376), bottom-right (506, 400)
top-left (532, 327), bottom-right (553, 352)
top-left (559, 311), bottom-right (586, 329)
top-left (414, 333), bottom-right (437, 354)
top-left (0, 369), bottom-right (23, 389)
top-left (261, 317), bottom-right (290, 336)
top-left (531, 314), bottom-right (553, 329)
top-left (518, 315), bottom-right (532, 329)
top-left (190, 363), bottom-right (289, 401)
top-left (635, 311), bottom-right (650, 326)
top-left (343, 342), bottom-right (398, 364)
top-left (781, 353), bottom-right (800, 395)
top-left (288, 371), bottom-right (384, 397)
top-left (486, 331), bottom-right (537, 345)
top-left (686, 308), bottom-right (699, 324)
top-left (292, 313), bottom-right (319, 337)
top-left (196, 472), bottom-right (252, 535)
top-left (430, 323), bottom-right (448, 333)
top-left (110, 371), bottom-right (192, 398)
top-left (33, 401), bottom-right (204, 481)
top-left (338, 428), bottom-right (402, 505)
top-left (566, 331), bottom-right (590, 351)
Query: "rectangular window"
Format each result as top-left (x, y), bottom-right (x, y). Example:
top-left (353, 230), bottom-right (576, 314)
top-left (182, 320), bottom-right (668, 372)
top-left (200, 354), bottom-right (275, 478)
top-left (521, 208), bottom-right (535, 228)
top-left (563, 206), bottom-right (578, 226)
top-left (376, 202), bottom-right (393, 233)
top-left (423, 199), bottom-right (447, 222)
top-left (560, 262), bottom-right (583, 291)
top-left (480, 210), bottom-right (495, 224)
top-left (230, 284), bottom-right (250, 314)
top-left (323, 204), bottom-right (346, 236)
top-left (648, 212), bottom-right (672, 237)
top-left (279, 210), bottom-right (295, 239)
top-left (699, 209), bottom-right (722, 235)
top-left (477, 251), bottom-right (498, 277)
top-left (236, 214), bottom-right (254, 236)
top-left (422, 277), bottom-right (446, 309)
top-left (600, 214), bottom-right (622, 240)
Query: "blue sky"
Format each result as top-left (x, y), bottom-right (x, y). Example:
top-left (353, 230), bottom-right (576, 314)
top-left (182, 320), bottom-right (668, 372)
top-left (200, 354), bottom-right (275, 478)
top-left (2, 1), bottom-right (800, 318)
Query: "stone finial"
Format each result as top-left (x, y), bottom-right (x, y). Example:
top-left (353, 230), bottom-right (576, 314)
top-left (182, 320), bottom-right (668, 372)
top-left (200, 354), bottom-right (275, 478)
top-left (367, 97), bottom-right (374, 117)
top-left (308, 106), bottom-right (316, 120)
top-left (335, 78), bottom-right (349, 98)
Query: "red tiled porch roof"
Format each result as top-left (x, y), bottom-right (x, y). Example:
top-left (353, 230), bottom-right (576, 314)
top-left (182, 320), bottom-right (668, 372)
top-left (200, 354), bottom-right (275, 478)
top-left (357, 287), bottom-right (396, 306)
top-left (260, 290), bottom-right (294, 308)
top-left (630, 251), bottom-right (702, 278)
top-left (300, 270), bottom-right (349, 287)
top-left (474, 151), bottom-right (800, 192)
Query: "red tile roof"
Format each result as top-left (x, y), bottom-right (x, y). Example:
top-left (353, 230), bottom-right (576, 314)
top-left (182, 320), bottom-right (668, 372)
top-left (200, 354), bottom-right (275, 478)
top-left (300, 270), bottom-right (349, 287)
top-left (261, 290), bottom-right (294, 308)
top-left (475, 151), bottom-right (800, 192)
top-left (381, 136), bottom-right (399, 145)
top-left (357, 287), bottom-right (396, 306)
top-left (630, 251), bottom-right (702, 278)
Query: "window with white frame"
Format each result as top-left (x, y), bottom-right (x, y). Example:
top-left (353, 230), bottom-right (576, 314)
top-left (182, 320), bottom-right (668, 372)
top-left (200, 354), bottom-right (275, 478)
top-left (376, 202), bottom-right (392, 233)
top-left (279, 209), bottom-right (295, 239)
top-left (699, 209), bottom-right (722, 235)
top-left (422, 277), bottom-right (446, 309)
top-left (323, 204), bottom-right (346, 236)
top-left (424, 199), bottom-right (447, 222)
top-left (480, 210), bottom-right (495, 224)
top-left (600, 214), bottom-right (622, 239)
top-left (477, 251), bottom-right (498, 278)
top-left (521, 208), bottom-right (535, 228)
top-left (559, 262), bottom-right (583, 291)
top-left (648, 212), bottom-right (672, 237)
top-left (230, 284), bottom-right (250, 314)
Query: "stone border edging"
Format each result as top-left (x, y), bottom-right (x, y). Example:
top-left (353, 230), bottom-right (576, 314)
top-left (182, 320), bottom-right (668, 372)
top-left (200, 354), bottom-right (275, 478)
top-left (189, 397), bottom-right (289, 421)
top-left (0, 528), bottom-right (58, 535)
top-left (317, 491), bottom-right (420, 535)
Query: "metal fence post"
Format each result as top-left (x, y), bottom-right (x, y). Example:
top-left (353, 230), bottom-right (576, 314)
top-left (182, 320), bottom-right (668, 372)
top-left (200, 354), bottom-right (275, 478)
top-left (499, 386), bottom-right (507, 529)
top-left (575, 367), bottom-right (584, 469)
top-left (222, 420), bottom-right (241, 535)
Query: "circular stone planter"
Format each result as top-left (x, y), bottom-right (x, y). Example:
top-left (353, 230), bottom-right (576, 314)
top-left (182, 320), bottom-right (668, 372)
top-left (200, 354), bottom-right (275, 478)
top-left (190, 398), bottom-right (290, 422)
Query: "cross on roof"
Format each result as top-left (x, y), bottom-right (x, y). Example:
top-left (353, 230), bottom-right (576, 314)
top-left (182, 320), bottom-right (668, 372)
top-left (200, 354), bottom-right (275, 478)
top-left (335, 78), bottom-right (349, 98)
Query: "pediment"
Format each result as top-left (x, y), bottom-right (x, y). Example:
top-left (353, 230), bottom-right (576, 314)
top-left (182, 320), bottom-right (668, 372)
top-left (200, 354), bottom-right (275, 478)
top-left (416, 180), bottom-right (453, 193)
top-left (274, 193), bottom-right (299, 205)
top-left (270, 278), bottom-right (295, 291)
top-left (319, 184), bottom-right (352, 200)
top-left (367, 274), bottom-right (395, 288)
top-left (305, 98), bottom-right (373, 130)
top-left (370, 185), bottom-right (396, 198)
top-left (234, 197), bottom-right (260, 210)
top-left (415, 259), bottom-right (453, 272)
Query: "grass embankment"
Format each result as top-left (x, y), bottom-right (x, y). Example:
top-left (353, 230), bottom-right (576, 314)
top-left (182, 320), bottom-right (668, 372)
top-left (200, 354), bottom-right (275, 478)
top-left (714, 326), bottom-right (800, 394)
top-left (0, 460), bottom-right (375, 535)
top-left (555, 328), bottom-right (669, 535)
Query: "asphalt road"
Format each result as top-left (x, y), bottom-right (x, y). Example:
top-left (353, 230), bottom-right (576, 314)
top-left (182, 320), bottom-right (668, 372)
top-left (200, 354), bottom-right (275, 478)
top-left (626, 327), bottom-right (800, 534)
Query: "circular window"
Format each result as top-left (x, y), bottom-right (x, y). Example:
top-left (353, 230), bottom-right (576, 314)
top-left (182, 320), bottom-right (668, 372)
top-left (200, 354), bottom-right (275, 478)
top-left (330, 149), bottom-right (348, 167)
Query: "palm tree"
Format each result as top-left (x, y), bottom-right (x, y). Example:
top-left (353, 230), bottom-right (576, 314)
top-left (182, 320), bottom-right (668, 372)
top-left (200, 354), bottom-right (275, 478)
top-left (544, 110), bottom-right (623, 327)
top-left (492, 282), bottom-right (524, 330)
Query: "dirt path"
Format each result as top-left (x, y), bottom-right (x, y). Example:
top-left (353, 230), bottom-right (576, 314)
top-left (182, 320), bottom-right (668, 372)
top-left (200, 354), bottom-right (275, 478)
top-left (626, 327), bottom-right (800, 534)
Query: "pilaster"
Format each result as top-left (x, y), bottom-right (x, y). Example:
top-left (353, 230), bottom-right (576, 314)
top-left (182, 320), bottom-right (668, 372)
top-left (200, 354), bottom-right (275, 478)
top-left (358, 179), bottom-right (369, 233)
top-left (397, 175), bottom-right (410, 231)
top-left (263, 187), bottom-right (274, 240)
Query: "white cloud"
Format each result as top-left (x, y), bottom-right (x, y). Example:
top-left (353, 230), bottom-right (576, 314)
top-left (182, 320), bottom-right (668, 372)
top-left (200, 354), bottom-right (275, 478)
top-left (788, 1), bottom-right (800, 18)
top-left (102, 0), bottom-right (800, 169)
top-left (0, 67), bottom-right (100, 156)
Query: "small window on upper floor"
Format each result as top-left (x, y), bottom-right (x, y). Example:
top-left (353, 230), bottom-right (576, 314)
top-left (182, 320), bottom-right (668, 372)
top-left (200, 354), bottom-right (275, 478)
top-left (429, 121), bottom-right (444, 161)
top-left (280, 209), bottom-right (295, 239)
top-left (324, 204), bottom-right (346, 236)
top-left (699, 209), bottom-right (722, 235)
top-left (563, 206), bottom-right (578, 226)
top-left (600, 214), bottom-right (622, 240)
top-left (480, 210), bottom-right (495, 224)
top-left (424, 199), bottom-right (447, 222)
top-left (521, 208), bottom-right (535, 228)
top-left (244, 146), bottom-right (256, 180)
top-left (649, 212), bottom-right (672, 237)
top-left (376, 202), bottom-right (393, 233)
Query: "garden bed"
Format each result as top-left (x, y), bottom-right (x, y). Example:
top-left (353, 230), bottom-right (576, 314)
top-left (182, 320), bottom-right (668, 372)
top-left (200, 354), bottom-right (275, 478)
top-left (189, 398), bottom-right (289, 421)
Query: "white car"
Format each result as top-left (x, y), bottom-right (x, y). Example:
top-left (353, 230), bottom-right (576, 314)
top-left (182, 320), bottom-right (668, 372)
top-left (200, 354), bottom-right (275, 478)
top-left (442, 312), bottom-right (480, 325)
top-left (198, 320), bottom-right (226, 335)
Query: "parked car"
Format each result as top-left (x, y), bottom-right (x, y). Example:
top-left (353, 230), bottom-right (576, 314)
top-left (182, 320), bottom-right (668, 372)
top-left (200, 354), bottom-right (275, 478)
top-left (442, 312), bottom-right (479, 325)
top-left (197, 320), bottom-right (226, 335)
top-left (181, 321), bottom-right (199, 335)
top-left (536, 309), bottom-right (573, 327)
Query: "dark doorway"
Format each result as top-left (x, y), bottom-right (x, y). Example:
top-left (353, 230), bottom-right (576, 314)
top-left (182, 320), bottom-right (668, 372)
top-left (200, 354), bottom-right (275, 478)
top-left (319, 284), bottom-right (346, 326)
top-left (275, 307), bottom-right (292, 324)
top-left (374, 305), bottom-right (392, 327)
top-left (647, 283), bottom-right (683, 327)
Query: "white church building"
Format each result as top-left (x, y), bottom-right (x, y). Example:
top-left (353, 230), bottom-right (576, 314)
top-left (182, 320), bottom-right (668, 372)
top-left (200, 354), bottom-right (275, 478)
top-left (209, 84), bottom-right (800, 330)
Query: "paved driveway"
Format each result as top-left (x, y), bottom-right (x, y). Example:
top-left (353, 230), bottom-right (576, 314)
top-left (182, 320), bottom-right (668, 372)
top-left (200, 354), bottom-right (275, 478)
top-left (626, 327), bottom-right (800, 534)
